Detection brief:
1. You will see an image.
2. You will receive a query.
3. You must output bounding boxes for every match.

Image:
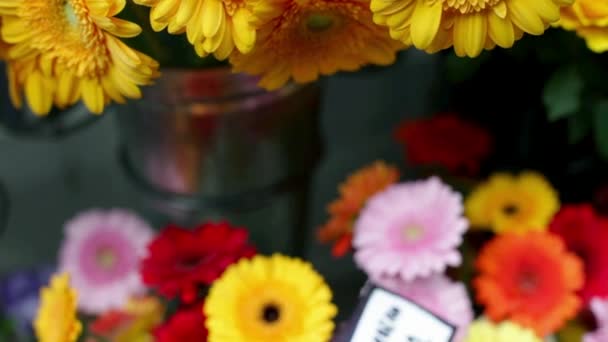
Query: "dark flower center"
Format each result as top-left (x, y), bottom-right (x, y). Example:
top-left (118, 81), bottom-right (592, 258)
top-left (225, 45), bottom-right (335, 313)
top-left (503, 204), bottom-right (519, 216)
top-left (179, 257), bottom-right (202, 270)
top-left (518, 272), bottom-right (538, 294)
top-left (262, 304), bottom-right (281, 324)
top-left (306, 12), bottom-right (334, 32)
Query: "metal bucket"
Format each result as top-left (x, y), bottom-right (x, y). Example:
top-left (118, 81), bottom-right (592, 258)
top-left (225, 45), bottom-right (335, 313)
top-left (116, 68), bottom-right (322, 255)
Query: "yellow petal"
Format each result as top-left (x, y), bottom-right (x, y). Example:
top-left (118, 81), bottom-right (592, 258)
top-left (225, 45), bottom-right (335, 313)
top-left (150, 0), bottom-right (179, 23)
top-left (203, 10), bottom-right (226, 53)
top-left (186, 1), bottom-right (204, 43)
top-left (81, 79), bottom-right (105, 114)
top-left (175, 0), bottom-right (197, 29)
top-left (56, 73), bottom-right (80, 108)
top-left (25, 70), bottom-right (53, 116)
top-left (410, 0), bottom-right (443, 49)
top-left (97, 17), bottom-right (142, 37)
top-left (213, 21), bottom-right (234, 60)
top-left (529, 0), bottom-right (560, 23)
top-left (454, 13), bottom-right (486, 57)
top-left (232, 8), bottom-right (256, 53)
top-left (488, 11), bottom-right (514, 48)
top-left (202, 0), bottom-right (223, 38)
top-left (492, 1), bottom-right (507, 19)
top-left (508, 0), bottom-right (545, 35)
top-left (7, 63), bottom-right (22, 109)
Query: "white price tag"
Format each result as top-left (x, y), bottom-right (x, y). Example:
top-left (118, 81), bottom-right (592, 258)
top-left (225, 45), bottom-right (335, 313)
top-left (349, 287), bottom-right (455, 342)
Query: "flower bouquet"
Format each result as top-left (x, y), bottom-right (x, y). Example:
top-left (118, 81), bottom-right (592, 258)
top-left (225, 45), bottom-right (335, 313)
top-left (9, 111), bottom-right (608, 342)
top-left (4, 0), bottom-right (608, 341)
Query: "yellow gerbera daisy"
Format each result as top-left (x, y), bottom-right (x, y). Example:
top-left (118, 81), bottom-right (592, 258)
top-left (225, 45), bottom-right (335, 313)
top-left (370, 0), bottom-right (574, 57)
top-left (132, 0), bottom-right (256, 59)
top-left (34, 273), bottom-right (82, 342)
top-left (464, 319), bottom-right (541, 342)
top-left (556, 0), bottom-right (608, 53)
top-left (465, 171), bottom-right (560, 233)
top-left (229, 0), bottom-right (405, 90)
top-left (0, 0), bottom-right (160, 115)
top-left (205, 254), bottom-right (337, 342)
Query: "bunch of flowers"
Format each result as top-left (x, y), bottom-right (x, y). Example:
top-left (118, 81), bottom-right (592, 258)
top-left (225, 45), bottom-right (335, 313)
top-left (314, 110), bottom-right (608, 339)
top-left (31, 209), bottom-right (338, 342)
top-left (0, 0), bottom-right (584, 117)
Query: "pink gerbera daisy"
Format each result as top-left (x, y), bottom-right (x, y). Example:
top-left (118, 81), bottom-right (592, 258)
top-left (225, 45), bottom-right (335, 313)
top-left (374, 274), bottom-right (473, 342)
top-left (59, 209), bottom-right (154, 314)
top-left (353, 177), bottom-right (467, 280)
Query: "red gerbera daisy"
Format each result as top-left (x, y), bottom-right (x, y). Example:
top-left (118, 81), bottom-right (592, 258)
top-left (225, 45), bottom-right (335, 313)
top-left (141, 221), bottom-right (256, 303)
top-left (395, 113), bottom-right (492, 176)
top-left (154, 303), bottom-right (208, 342)
top-left (550, 204), bottom-right (608, 305)
top-left (474, 232), bottom-right (584, 336)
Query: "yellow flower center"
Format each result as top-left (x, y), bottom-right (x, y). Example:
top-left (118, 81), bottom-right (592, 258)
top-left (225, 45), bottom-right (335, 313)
top-left (22, 0), bottom-right (111, 78)
top-left (403, 225), bottom-right (424, 242)
top-left (63, 2), bottom-right (79, 27)
top-left (306, 12), bottom-right (335, 32)
top-left (442, 0), bottom-right (502, 13)
top-left (96, 248), bottom-right (117, 269)
top-left (222, 0), bottom-right (245, 16)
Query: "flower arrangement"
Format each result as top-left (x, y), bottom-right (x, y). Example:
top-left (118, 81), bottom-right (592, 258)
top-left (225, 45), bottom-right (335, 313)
top-left (0, 0), bottom-right (585, 118)
top-left (7, 106), bottom-right (608, 341)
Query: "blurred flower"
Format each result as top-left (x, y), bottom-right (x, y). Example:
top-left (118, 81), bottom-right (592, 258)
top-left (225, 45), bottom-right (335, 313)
top-left (132, 0), bottom-right (255, 59)
top-left (154, 303), bottom-right (207, 342)
top-left (317, 161), bottom-right (400, 258)
top-left (395, 114), bottom-right (492, 176)
top-left (474, 232), bottom-right (583, 336)
top-left (549, 204), bottom-right (608, 305)
top-left (59, 209), bottom-right (154, 314)
top-left (230, 0), bottom-right (404, 90)
top-left (557, 1), bottom-right (608, 53)
top-left (354, 177), bottom-right (467, 280)
top-left (0, 0), bottom-right (159, 115)
top-left (205, 254), bottom-right (337, 341)
top-left (371, 0), bottom-right (573, 57)
top-left (141, 221), bottom-right (256, 303)
top-left (465, 172), bottom-right (560, 233)
top-left (0, 265), bottom-right (54, 337)
top-left (463, 319), bottom-right (541, 342)
top-left (375, 274), bottom-right (473, 341)
top-left (584, 298), bottom-right (608, 342)
top-left (34, 273), bottom-right (82, 342)
top-left (89, 297), bottom-right (163, 342)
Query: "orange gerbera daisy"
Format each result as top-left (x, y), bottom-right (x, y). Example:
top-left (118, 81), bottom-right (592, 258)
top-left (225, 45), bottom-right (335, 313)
top-left (474, 232), bottom-right (584, 337)
top-left (317, 161), bottom-right (400, 257)
top-left (230, 0), bottom-right (405, 90)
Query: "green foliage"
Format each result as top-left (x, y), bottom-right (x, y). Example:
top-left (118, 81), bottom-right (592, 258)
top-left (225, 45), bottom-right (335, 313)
top-left (543, 66), bottom-right (583, 122)
top-left (568, 112), bottom-right (592, 145)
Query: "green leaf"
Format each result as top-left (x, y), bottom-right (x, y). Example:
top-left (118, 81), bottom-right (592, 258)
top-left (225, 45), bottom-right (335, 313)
top-left (568, 112), bottom-right (592, 145)
top-left (543, 66), bottom-right (584, 121)
top-left (593, 100), bottom-right (608, 159)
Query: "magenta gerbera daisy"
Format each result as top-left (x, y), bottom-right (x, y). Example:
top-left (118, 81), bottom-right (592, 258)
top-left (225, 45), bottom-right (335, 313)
top-left (374, 274), bottom-right (473, 342)
top-left (59, 209), bottom-right (154, 314)
top-left (353, 177), bottom-right (467, 280)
